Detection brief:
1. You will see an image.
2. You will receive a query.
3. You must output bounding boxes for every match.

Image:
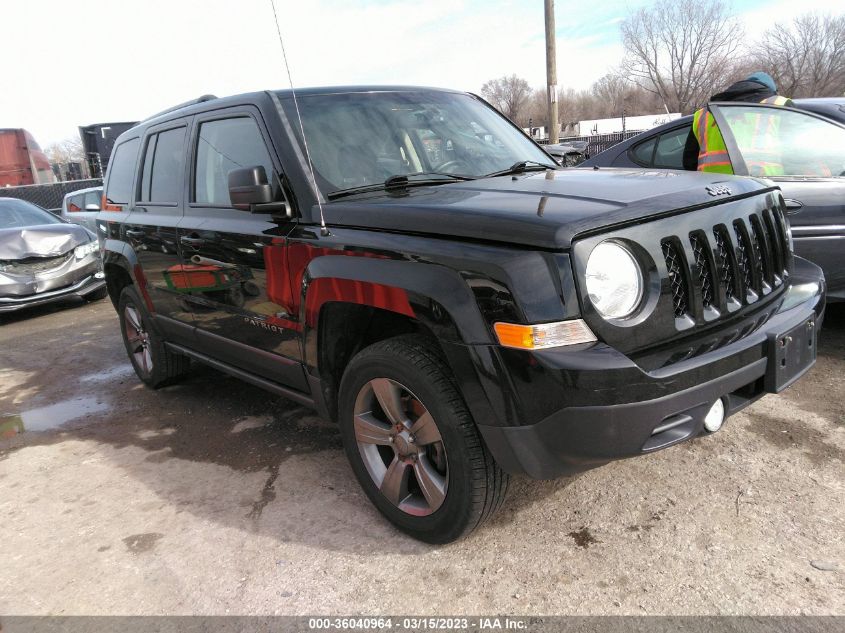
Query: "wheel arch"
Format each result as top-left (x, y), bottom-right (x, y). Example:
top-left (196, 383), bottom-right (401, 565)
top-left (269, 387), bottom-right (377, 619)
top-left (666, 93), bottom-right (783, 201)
top-left (102, 240), bottom-right (140, 309)
top-left (300, 255), bottom-right (497, 424)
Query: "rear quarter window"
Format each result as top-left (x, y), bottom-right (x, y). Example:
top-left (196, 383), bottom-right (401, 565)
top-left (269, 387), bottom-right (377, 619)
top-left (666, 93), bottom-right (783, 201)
top-left (653, 127), bottom-right (690, 169)
top-left (630, 137), bottom-right (656, 166)
top-left (105, 137), bottom-right (140, 207)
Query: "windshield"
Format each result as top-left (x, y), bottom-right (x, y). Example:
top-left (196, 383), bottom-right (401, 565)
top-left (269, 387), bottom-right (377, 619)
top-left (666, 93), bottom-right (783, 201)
top-left (0, 199), bottom-right (63, 229)
top-left (280, 90), bottom-right (554, 195)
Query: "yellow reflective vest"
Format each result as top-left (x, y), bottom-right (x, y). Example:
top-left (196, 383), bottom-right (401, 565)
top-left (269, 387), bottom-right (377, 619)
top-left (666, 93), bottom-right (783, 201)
top-left (692, 109), bottom-right (734, 174)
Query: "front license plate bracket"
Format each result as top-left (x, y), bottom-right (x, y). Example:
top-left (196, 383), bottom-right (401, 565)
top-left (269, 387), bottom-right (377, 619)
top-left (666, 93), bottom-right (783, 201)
top-left (765, 316), bottom-right (817, 393)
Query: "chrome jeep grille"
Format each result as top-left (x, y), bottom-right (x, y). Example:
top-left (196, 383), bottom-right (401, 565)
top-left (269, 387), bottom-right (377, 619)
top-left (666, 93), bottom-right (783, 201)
top-left (660, 207), bottom-right (790, 322)
top-left (573, 193), bottom-right (793, 364)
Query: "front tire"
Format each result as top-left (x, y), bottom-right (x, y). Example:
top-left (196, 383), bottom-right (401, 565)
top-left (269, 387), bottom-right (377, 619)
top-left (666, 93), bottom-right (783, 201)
top-left (338, 335), bottom-right (508, 543)
top-left (118, 285), bottom-right (189, 388)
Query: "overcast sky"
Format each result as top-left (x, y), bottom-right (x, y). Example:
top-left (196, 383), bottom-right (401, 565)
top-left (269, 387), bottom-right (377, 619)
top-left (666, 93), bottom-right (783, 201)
top-left (2, 0), bottom-right (841, 147)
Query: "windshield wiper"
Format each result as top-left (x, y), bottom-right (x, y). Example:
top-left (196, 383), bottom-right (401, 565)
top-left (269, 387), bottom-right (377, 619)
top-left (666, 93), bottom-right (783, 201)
top-left (327, 172), bottom-right (474, 200)
top-left (384, 172), bottom-right (475, 188)
top-left (483, 160), bottom-right (557, 178)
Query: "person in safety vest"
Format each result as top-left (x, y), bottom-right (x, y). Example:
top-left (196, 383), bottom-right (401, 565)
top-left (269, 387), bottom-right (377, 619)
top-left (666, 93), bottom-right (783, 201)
top-left (682, 72), bottom-right (794, 174)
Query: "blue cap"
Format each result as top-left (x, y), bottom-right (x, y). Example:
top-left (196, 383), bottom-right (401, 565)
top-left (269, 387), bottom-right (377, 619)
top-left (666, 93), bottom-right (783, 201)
top-left (747, 71), bottom-right (777, 93)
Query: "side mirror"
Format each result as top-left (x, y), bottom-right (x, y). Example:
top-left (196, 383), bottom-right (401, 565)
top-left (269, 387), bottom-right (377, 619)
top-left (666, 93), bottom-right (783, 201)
top-left (85, 203), bottom-right (100, 211)
top-left (228, 166), bottom-right (273, 211)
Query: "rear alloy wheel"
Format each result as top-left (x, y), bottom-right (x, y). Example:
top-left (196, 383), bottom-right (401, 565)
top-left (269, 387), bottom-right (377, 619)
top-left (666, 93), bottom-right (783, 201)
top-left (124, 303), bottom-right (153, 376)
top-left (339, 335), bottom-right (508, 543)
top-left (118, 285), bottom-right (189, 388)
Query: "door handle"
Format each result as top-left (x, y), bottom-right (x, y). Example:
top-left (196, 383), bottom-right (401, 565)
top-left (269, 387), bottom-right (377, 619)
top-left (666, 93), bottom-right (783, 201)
top-left (180, 236), bottom-right (206, 246)
top-left (784, 199), bottom-right (803, 215)
top-left (125, 229), bottom-right (145, 238)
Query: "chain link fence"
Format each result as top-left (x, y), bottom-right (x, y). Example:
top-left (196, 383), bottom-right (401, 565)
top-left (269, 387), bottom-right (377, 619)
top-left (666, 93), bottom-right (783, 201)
top-left (0, 179), bottom-right (103, 213)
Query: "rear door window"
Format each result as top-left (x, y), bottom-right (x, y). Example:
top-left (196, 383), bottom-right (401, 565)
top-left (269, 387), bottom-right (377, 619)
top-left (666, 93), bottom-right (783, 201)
top-left (193, 117), bottom-right (274, 207)
top-left (105, 137), bottom-right (140, 206)
top-left (139, 127), bottom-right (187, 205)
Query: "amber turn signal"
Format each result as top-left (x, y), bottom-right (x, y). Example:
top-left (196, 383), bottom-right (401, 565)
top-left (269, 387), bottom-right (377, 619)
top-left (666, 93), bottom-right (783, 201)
top-left (493, 320), bottom-right (597, 350)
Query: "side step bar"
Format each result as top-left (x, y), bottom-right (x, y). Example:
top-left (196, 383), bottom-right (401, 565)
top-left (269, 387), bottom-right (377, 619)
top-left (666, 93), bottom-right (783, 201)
top-left (165, 342), bottom-right (315, 409)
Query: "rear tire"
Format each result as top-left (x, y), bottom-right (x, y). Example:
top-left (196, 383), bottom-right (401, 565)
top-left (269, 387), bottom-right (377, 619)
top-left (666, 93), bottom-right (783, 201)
top-left (118, 285), bottom-right (189, 388)
top-left (338, 335), bottom-right (508, 543)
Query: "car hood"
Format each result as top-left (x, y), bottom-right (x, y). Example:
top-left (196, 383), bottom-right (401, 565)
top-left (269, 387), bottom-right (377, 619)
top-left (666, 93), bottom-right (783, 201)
top-left (0, 224), bottom-right (94, 260)
top-left (324, 168), bottom-right (773, 250)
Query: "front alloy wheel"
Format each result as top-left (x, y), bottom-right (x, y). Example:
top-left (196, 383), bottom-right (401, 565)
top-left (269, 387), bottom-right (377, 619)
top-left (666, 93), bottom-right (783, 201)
top-left (354, 378), bottom-right (448, 516)
top-left (338, 335), bottom-right (508, 543)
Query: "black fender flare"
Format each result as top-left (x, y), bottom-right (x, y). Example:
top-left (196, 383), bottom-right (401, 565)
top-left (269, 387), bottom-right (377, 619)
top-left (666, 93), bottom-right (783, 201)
top-left (101, 239), bottom-right (159, 314)
top-left (102, 239), bottom-right (140, 282)
top-left (301, 255), bottom-right (491, 350)
top-left (300, 254), bottom-right (506, 427)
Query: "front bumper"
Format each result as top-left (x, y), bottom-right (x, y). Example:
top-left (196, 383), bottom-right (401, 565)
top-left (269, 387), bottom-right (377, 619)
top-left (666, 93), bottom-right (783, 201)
top-left (0, 258), bottom-right (105, 313)
top-left (474, 258), bottom-right (826, 479)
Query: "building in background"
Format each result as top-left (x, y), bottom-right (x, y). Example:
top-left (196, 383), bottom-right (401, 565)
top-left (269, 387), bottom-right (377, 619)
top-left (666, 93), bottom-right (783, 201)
top-left (79, 121), bottom-right (138, 178)
top-left (0, 129), bottom-right (57, 187)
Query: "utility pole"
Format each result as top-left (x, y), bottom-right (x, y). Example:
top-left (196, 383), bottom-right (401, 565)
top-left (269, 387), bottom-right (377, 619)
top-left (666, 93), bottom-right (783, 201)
top-left (544, 0), bottom-right (560, 144)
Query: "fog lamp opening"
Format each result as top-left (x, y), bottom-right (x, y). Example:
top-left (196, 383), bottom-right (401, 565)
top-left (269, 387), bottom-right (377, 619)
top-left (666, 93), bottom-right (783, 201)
top-left (703, 398), bottom-right (726, 433)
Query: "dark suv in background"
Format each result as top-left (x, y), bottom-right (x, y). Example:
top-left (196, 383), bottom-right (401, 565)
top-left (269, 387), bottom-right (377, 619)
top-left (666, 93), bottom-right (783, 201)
top-left (100, 87), bottom-right (824, 542)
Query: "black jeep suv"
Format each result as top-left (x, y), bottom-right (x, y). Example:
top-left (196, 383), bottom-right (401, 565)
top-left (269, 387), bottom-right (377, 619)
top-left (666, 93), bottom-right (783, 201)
top-left (100, 87), bottom-right (824, 543)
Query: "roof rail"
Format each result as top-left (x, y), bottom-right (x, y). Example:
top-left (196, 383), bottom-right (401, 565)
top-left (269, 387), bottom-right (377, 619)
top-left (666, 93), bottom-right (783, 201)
top-left (144, 94), bottom-right (218, 121)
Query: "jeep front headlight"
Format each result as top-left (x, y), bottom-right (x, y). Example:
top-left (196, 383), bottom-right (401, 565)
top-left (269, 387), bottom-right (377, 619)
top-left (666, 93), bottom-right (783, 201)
top-left (585, 241), bottom-right (643, 319)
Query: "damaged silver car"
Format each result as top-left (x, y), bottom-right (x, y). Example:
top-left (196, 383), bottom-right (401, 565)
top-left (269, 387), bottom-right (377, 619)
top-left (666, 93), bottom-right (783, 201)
top-left (0, 198), bottom-right (106, 313)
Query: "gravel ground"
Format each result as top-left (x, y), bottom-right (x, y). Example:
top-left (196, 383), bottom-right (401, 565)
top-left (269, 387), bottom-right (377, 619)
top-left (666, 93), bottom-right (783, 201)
top-left (0, 298), bottom-right (842, 615)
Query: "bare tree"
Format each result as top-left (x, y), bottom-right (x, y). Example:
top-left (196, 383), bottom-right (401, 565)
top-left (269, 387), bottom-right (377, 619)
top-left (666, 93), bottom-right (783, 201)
top-left (45, 138), bottom-right (88, 181)
top-left (753, 14), bottom-right (845, 98)
top-left (591, 74), bottom-right (629, 118)
top-left (45, 138), bottom-right (85, 166)
top-left (481, 75), bottom-right (532, 123)
top-left (559, 88), bottom-right (600, 129)
top-left (556, 75), bottom-right (666, 134)
top-left (522, 89), bottom-right (549, 130)
top-left (620, 0), bottom-right (743, 113)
